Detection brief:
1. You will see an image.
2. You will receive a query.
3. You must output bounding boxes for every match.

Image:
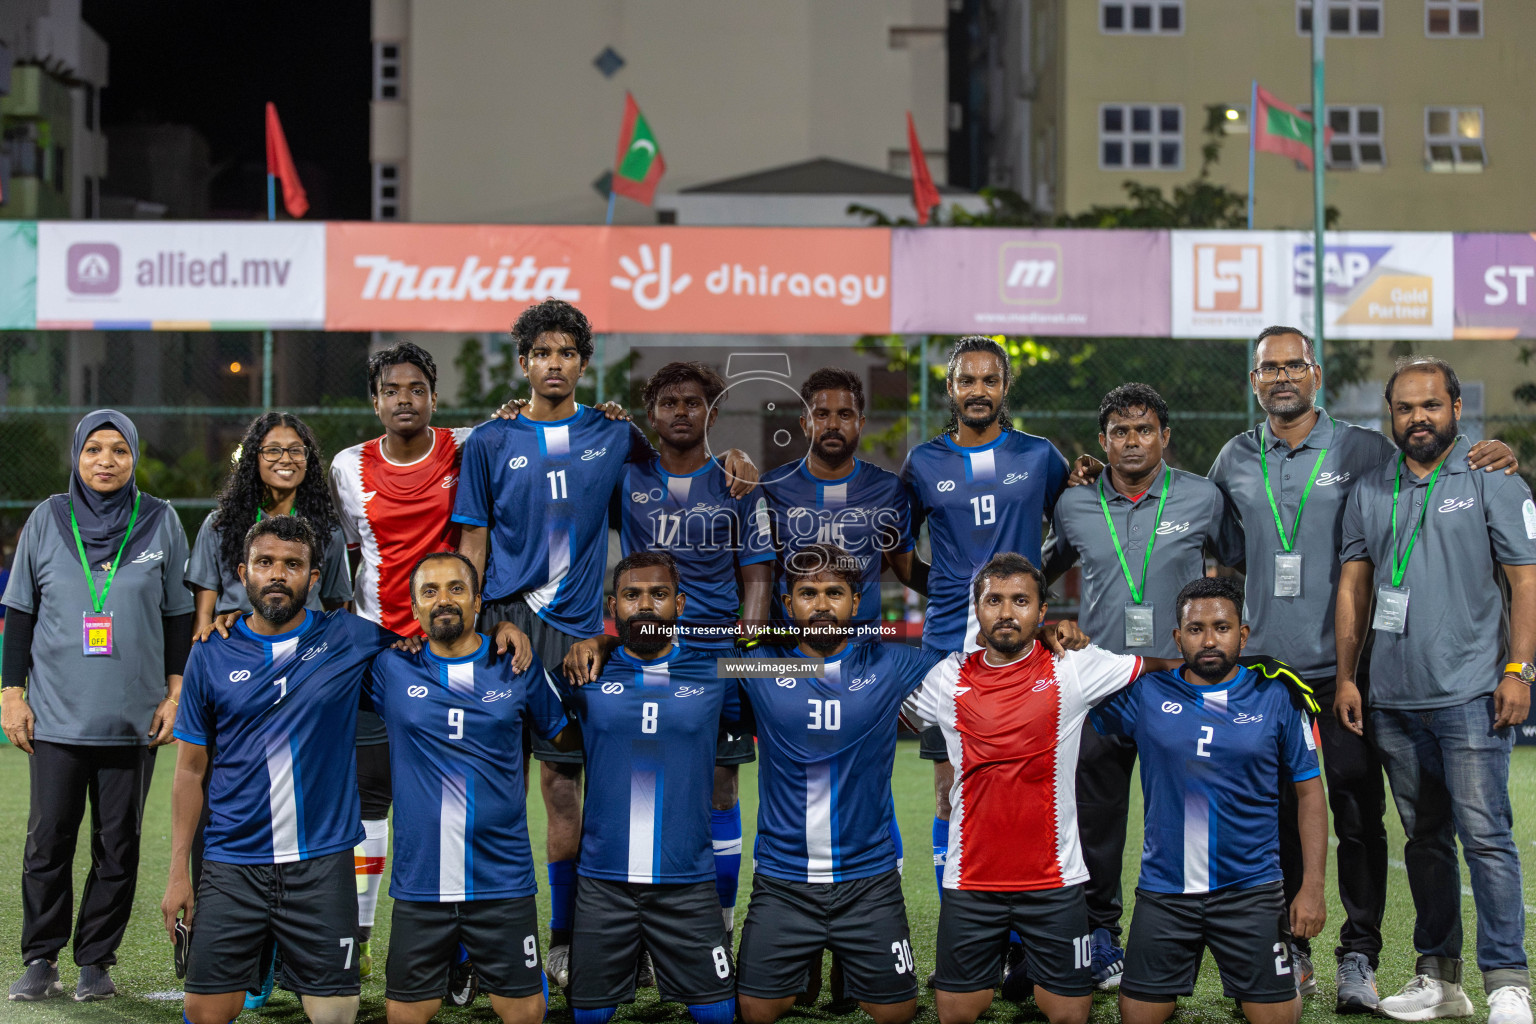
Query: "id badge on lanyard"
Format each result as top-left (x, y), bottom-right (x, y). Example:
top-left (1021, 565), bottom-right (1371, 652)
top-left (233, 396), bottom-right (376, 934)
top-left (1123, 603), bottom-right (1156, 648)
top-left (1373, 586), bottom-right (1410, 634)
top-left (1274, 551), bottom-right (1303, 597)
top-left (83, 612), bottom-right (114, 655)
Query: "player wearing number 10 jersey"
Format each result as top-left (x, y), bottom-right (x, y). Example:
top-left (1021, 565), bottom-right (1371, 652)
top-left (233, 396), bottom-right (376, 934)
top-left (367, 551), bottom-right (568, 1024)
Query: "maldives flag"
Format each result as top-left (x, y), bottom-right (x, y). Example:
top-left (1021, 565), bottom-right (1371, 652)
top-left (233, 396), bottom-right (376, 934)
top-left (1253, 85), bottom-right (1332, 171)
top-left (906, 111), bottom-right (941, 225)
top-left (612, 92), bottom-right (666, 205)
top-left (264, 102), bottom-right (309, 218)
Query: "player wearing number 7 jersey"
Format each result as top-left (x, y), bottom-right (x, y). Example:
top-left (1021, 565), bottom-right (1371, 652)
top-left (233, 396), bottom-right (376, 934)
top-left (1091, 577), bottom-right (1326, 1024)
top-left (366, 551), bottom-right (569, 1024)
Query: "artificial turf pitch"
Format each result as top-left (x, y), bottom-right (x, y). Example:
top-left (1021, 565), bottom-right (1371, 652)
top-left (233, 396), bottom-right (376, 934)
top-left (0, 742), bottom-right (1532, 1024)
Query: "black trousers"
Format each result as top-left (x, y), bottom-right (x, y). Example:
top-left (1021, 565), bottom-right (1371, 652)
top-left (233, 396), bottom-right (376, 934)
top-left (1276, 673), bottom-right (1388, 966)
top-left (1075, 721), bottom-right (1140, 940)
top-left (22, 741), bottom-right (156, 967)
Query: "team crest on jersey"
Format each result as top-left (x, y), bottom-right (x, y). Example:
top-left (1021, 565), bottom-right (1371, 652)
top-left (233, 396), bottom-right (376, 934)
top-left (1003, 472), bottom-right (1030, 485)
top-left (1031, 678), bottom-right (1055, 692)
top-left (775, 676), bottom-right (797, 689)
top-left (482, 688), bottom-right (517, 702)
top-left (1315, 471), bottom-right (1351, 487)
top-left (407, 685), bottom-right (429, 698)
top-left (581, 447), bottom-right (608, 461)
top-left (847, 675), bottom-right (877, 691)
top-left (1160, 701), bottom-right (1183, 714)
top-left (1155, 520), bottom-right (1192, 535)
top-left (508, 456), bottom-right (529, 470)
top-left (229, 669), bottom-right (252, 682)
top-left (936, 480), bottom-right (957, 492)
top-left (1438, 496), bottom-right (1475, 514)
top-left (131, 548), bottom-right (165, 564)
top-left (301, 643), bottom-right (329, 661)
top-left (674, 685), bottom-right (706, 698)
top-left (1233, 712), bottom-right (1264, 725)
top-left (441, 474), bottom-right (457, 488)
top-left (600, 681), bottom-right (625, 694)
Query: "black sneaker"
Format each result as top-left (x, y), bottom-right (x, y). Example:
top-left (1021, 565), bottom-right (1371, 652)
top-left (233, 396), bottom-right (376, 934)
top-left (8, 960), bottom-right (62, 1001)
top-left (74, 964), bottom-right (116, 1002)
top-left (448, 955), bottom-right (479, 1006)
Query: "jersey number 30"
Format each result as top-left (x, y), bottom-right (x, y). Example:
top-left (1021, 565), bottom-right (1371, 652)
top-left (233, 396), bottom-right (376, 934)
top-left (808, 698), bottom-right (841, 730)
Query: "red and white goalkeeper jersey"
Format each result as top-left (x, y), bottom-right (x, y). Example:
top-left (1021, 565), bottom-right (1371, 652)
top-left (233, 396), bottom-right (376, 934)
top-left (903, 643), bottom-right (1141, 892)
top-left (329, 426), bottom-right (472, 635)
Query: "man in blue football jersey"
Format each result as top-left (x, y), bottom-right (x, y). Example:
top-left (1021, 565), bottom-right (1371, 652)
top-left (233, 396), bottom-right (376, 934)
top-left (553, 551), bottom-right (739, 1024)
top-left (368, 551), bottom-right (568, 1024)
top-left (1092, 577), bottom-right (1327, 1024)
top-left (162, 515), bottom-right (405, 1024)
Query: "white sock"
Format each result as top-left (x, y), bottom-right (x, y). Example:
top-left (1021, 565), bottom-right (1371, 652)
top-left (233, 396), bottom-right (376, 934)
top-left (355, 818), bottom-right (389, 929)
top-left (721, 906), bottom-right (734, 933)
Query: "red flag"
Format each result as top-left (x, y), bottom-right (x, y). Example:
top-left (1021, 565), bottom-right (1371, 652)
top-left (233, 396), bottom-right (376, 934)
top-left (906, 111), bottom-right (941, 225)
top-left (264, 102), bottom-right (309, 219)
top-left (611, 92), bottom-right (666, 206)
top-left (1253, 85), bottom-right (1333, 171)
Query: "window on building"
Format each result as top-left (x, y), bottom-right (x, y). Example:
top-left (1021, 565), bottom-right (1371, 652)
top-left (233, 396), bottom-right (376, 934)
top-left (1297, 1), bottom-right (1382, 35)
top-left (1318, 106), bottom-right (1385, 169)
top-left (373, 42), bottom-right (402, 101)
top-left (1099, 104), bottom-right (1182, 170)
top-left (1426, 0), bottom-right (1481, 36)
top-left (373, 163), bottom-right (401, 219)
top-left (1101, 2), bottom-right (1183, 33)
top-left (1425, 106), bottom-right (1485, 171)
top-left (888, 26), bottom-right (945, 47)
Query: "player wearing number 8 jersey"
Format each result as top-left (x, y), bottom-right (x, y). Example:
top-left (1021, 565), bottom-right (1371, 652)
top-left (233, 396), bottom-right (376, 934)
top-left (367, 551), bottom-right (568, 1024)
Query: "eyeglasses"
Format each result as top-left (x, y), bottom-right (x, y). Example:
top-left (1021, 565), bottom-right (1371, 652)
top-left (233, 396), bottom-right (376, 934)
top-left (258, 445), bottom-right (311, 463)
top-left (1251, 361), bottom-right (1316, 383)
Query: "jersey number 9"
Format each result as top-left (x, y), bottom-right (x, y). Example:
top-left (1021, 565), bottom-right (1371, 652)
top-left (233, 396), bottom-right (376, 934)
top-left (448, 708), bottom-right (465, 740)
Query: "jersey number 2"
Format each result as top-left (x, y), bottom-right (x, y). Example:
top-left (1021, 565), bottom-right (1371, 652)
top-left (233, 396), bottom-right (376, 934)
top-left (1196, 725), bottom-right (1213, 758)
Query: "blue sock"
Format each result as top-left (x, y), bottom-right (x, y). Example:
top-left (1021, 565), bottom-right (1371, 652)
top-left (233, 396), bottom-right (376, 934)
top-left (456, 941), bottom-right (470, 964)
top-left (548, 859), bottom-right (577, 939)
top-left (687, 998), bottom-right (736, 1024)
top-left (572, 1009), bottom-right (616, 1024)
top-left (710, 805), bottom-right (742, 911)
top-left (932, 816), bottom-right (949, 896)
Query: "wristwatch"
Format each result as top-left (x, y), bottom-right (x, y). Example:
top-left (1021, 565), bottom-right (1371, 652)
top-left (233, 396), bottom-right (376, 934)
top-left (1503, 662), bottom-right (1535, 685)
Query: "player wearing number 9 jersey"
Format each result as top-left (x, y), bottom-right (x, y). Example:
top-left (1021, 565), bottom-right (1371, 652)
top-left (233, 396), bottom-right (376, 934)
top-left (550, 552), bottom-right (741, 1024)
top-left (733, 544), bottom-right (946, 1024)
top-left (367, 551), bottom-right (569, 1024)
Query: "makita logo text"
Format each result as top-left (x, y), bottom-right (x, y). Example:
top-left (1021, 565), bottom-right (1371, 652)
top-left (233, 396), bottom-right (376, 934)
top-left (354, 255), bottom-right (581, 302)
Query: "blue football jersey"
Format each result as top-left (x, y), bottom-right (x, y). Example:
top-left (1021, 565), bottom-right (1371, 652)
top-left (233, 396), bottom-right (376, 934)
top-left (615, 456), bottom-right (774, 647)
top-left (758, 459), bottom-right (914, 628)
top-left (451, 407), bottom-right (653, 636)
top-left (369, 636), bottom-right (568, 902)
top-left (555, 645), bottom-right (741, 884)
top-left (1092, 667), bottom-right (1320, 895)
top-left (175, 610), bottom-right (399, 865)
top-left (901, 430), bottom-right (1069, 650)
top-left (741, 641), bottom-right (946, 883)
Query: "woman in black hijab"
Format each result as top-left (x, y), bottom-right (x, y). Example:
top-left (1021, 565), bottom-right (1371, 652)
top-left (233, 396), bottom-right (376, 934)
top-left (1, 410), bottom-right (194, 1002)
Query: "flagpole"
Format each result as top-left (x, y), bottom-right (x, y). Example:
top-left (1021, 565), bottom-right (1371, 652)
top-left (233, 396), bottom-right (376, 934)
top-left (1310, 9), bottom-right (1327, 406)
top-left (263, 170), bottom-right (276, 410)
top-left (1246, 79), bottom-right (1257, 231)
top-left (595, 185), bottom-right (616, 406)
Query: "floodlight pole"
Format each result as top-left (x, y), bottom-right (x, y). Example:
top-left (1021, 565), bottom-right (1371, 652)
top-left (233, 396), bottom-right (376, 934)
top-left (1311, 8), bottom-right (1327, 407)
top-left (263, 172), bottom-right (276, 410)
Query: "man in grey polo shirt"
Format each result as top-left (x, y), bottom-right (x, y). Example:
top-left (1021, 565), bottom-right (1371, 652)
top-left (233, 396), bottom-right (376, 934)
top-left (1336, 356), bottom-right (1533, 1024)
top-left (1044, 382), bottom-right (1242, 989)
top-left (1208, 326), bottom-right (1517, 1010)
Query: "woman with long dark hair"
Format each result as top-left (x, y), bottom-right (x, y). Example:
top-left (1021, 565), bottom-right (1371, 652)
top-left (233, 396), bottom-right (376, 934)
top-left (2, 410), bottom-right (194, 1002)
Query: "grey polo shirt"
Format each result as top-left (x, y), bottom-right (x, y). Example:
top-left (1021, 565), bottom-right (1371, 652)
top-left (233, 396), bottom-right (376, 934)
top-left (1209, 411), bottom-right (1396, 680)
top-left (1044, 464), bottom-right (1243, 657)
top-left (1340, 436), bottom-right (1536, 711)
top-left (186, 511), bottom-right (353, 614)
top-left (2, 498), bottom-right (194, 745)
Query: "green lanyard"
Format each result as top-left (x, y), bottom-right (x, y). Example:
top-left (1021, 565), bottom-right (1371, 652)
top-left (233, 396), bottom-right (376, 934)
top-left (69, 493), bottom-right (141, 615)
top-left (1388, 452), bottom-right (1448, 588)
top-left (1258, 420), bottom-right (1328, 552)
top-left (1097, 467), bottom-right (1171, 605)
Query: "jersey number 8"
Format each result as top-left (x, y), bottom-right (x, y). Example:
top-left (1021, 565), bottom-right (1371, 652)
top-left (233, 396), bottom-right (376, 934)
top-left (641, 701), bottom-right (659, 734)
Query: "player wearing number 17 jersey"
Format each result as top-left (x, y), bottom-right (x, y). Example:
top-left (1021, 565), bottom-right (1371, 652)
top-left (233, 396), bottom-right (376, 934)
top-left (1091, 577), bottom-right (1326, 1024)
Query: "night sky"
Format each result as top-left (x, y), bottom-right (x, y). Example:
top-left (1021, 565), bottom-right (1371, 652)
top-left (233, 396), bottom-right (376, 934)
top-left (81, 0), bottom-right (371, 219)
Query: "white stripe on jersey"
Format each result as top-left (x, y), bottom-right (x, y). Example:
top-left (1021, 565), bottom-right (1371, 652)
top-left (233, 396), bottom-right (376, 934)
top-left (1183, 789), bottom-right (1210, 894)
top-left (967, 449), bottom-right (996, 482)
top-left (330, 444), bottom-right (384, 626)
top-left (642, 664), bottom-right (670, 689)
top-left (264, 731), bottom-right (302, 864)
top-left (272, 636), bottom-right (300, 669)
top-left (542, 424), bottom-right (570, 456)
top-left (439, 774), bottom-right (469, 901)
top-left (963, 603), bottom-right (982, 655)
top-left (1051, 681), bottom-right (1076, 879)
top-left (627, 769), bottom-right (658, 883)
top-left (446, 661), bottom-right (475, 697)
top-left (667, 476), bottom-right (692, 503)
top-left (1202, 689), bottom-right (1229, 714)
top-left (525, 530), bottom-right (572, 617)
top-left (804, 761), bottom-right (835, 882)
top-left (822, 482), bottom-right (847, 508)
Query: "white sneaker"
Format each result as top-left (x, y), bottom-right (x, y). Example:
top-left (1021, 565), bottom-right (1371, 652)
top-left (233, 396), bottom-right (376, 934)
top-left (1488, 986), bottom-right (1533, 1024)
top-left (545, 944), bottom-right (571, 989)
top-left (1379, 975), bottom-right (1474, 1021)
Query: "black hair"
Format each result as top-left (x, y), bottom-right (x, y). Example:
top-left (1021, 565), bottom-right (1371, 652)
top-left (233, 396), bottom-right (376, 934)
top-left (799, 366), bottom-right (866, 415)
top-left (214, 413), bottom-right (337, 577)
top-left (1098, 382), bottom-right (1169, 433)
top-left (1384, 356), bottom-right (1461, 406)
top-left (612, 550), bottom-right (681, 594)
top-left (941, 336), bottom-right (1014, 437)
top-left (368, 341), bottom-right (438, 398)
top-left (783, 542), bottom-right (863, 593)
top-left (642, 361), bottom-right (726, 415)
top-left (242, 513), bottom-right (320, 571)
top-left (512, 299), bottom-right (595, 362)
top-left (971, 552), bottom-right (1047, 606)
top-left (1253, 325), bottom-right (1316, 365)
top-left (1175, 576), bottom-right (1245, 625)
top-left (409, 551), bottom-right (481, 600)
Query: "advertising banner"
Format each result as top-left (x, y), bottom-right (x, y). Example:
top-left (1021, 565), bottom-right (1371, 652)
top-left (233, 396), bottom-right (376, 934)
top-left (0, 221), bottom-right (36, 329)
top-left (326, 224), bottom-right (890, 334)
top-left (1278, 231), bottom-right (1454, 341)
top-left (890, 228), bottom-right (1169, 335)
top-left (1453, 233), bottom-right (1536, 340)
top-left (1170, 231), bottom-right (1285, 338)
top-left (35, 222), bottom-right (326, 329)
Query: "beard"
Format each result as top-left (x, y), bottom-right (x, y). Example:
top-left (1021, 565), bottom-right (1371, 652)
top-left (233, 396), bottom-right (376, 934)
top-left (618, 612), bottom-right (671, 656)
top-left (802, 612), bottom-right (845, 655)
top-left (1258, 381), bottom-right (1314, 418)
top-left (811, 431), bottom-right (854, 465)
top-left (1393, 417), bottom-right (1459, 464)
top-left (1186, 648), bottom-right (1238, 684)
top-left (247, 579), bottom-right (310, 627)
top-left (982, 619), bottom-right (1029, 656)
top-left (950, 395), bottom-right (1003, 432)
top-left (427, 605), bottom-right (466, 643)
